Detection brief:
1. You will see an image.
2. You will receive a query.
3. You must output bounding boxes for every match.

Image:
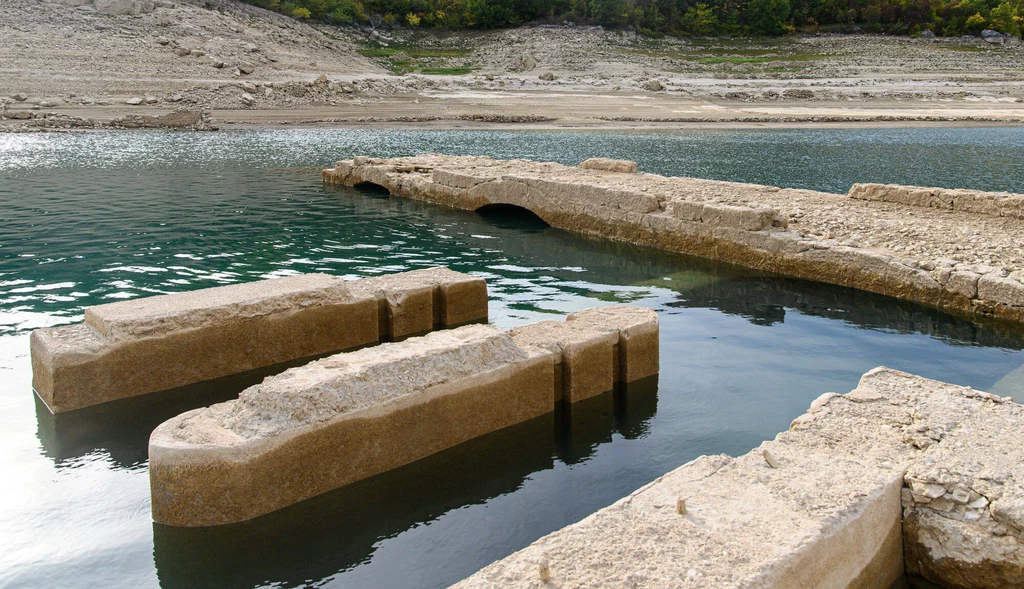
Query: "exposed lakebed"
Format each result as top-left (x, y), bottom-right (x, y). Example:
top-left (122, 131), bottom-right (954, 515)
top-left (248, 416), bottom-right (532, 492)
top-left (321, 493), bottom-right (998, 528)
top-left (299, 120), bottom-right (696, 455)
top-left (2, 128), bottom-right (1023, 588)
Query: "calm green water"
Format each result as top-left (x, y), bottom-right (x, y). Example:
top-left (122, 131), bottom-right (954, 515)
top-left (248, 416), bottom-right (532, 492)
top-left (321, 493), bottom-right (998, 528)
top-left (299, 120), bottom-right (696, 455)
top-left (2, 128), bottom-right (1024, 589)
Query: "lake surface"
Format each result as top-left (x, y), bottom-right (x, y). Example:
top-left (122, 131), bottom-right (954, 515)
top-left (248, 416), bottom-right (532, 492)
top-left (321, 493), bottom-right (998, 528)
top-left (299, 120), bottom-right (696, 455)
top-left (2, 127), bottom-right (1024, 589)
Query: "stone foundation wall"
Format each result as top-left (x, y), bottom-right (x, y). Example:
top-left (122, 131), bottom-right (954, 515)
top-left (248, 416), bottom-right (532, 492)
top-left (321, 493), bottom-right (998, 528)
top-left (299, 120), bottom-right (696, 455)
top-left (451, 368), bottom-right (1023, 589)
top-left (149, 307), bottom-right (661, 527)
top-left (31, 268), bottom-right (487, 413)
top-left (324, 156), bottom-right (1024, 326)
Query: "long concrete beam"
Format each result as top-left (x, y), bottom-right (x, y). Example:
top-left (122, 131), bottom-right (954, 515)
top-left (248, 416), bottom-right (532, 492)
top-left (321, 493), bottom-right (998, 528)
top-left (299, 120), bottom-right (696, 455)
top-left (149, 306), bottom-right (660, 527)
top-left (324, 155), bottom-right (1024, 325)
top-left (31, 267), bottom-right (487, 413)
top-left (451, 368), bottom-right (1024, 589)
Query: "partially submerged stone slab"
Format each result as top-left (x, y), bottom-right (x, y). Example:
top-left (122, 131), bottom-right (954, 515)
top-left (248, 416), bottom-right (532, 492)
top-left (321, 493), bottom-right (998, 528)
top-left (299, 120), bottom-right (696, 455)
top-left (32, 268), bottom-right (487, 413)
top-left (149, 325), bottom-right (555, 527)
top-left (325, 155), bottom-right (1024, 325)
top-left (451, 368), bottom-right (1024, 589)
top-left (347, 266), bottom-right (488, 340)
top-left (509, 306), bottom-right (659, 403)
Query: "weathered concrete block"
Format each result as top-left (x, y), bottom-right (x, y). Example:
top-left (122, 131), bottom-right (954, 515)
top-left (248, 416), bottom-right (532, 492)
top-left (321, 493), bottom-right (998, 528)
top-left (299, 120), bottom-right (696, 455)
top-left (452, 368), bottom-right (1023, 589)
top-left (509, 306), bottom-right (658, 403)
top-left (567, 305), bottom-right (659, 383)
top-left (149, 325), bottom-right (555, 527)
top-left (32, 274), bottom-right (379, 413)
top-left (32, 268), bottom-right (488, 413)
top-left (347, 267), bottom-right (488, 339)
top-left (510, 320), bottom-right (616, 403)
top-left (579, 158), bottom-right (638, 174)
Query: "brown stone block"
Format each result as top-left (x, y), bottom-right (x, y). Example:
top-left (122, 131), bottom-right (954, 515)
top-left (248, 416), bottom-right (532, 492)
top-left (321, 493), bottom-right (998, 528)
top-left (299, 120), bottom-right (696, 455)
top-left (567, 306), bottom-right (660, 383)
top-left (33, 294), bottom-right (379, 413)
top-left (150, 326), bottom-right (555, 527)
top-left (510, 320), bottom-right (617, 404)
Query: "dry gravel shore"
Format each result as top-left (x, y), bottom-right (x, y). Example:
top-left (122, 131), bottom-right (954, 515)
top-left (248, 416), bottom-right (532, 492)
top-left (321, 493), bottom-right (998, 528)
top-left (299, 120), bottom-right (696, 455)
top-left (3, 0), bottom-right (1024, 130)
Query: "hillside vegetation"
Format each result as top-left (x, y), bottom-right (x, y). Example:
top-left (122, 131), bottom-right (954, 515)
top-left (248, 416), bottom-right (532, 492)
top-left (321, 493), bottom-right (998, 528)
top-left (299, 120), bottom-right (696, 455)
top-left (243, 0), bottom-right (1023, 37)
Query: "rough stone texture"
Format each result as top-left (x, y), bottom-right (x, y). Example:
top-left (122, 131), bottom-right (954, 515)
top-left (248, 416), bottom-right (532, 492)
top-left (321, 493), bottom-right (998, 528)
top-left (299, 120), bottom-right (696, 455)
top-left (347, 266), bottom-right (488, 339)
top-left (32, 268), bottom-right (487, 413)
top-left (579, 158), bottom-right (639, 174)
top-left (451, 368), bottom-right (1023, 589)
top-left (324, 156), bottom-right (1024, 325)
top-left (149, 325), bottom-right (556, 527)
top-left (510, 320), bottom-right (617, 403)
top-left (568, 306), bottom-right (660, 383)
top-left (509, 306), bottom-right (659, 403)
top-left (850, 183), bottom-right (1024, 221)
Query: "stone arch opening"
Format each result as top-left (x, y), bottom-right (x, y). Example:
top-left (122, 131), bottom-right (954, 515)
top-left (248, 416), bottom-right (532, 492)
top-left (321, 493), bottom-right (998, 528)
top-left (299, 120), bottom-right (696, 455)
top-left (475, 203), bottom-right (551, 230)
top-left (352, 181), bottom-right (391, 197)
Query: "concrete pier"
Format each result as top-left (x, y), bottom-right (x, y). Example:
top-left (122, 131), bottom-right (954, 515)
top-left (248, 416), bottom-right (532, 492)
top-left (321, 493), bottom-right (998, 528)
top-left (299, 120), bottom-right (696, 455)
top-left (31, 268), bottom-right (487, 413)
top-left (324, 155), bottom-right (1024, 325)
top-left (451, 368), bottom-right (1024, 589)
top-left (149, 306), bottom-right (660, 527)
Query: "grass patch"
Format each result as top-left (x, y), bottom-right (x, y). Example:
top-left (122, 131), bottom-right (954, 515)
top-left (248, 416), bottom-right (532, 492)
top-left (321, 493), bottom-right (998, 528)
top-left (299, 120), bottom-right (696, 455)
top-left (419, 66), bottom-right (475, 75)
top-left (356, 44), bottom-right (473, 59)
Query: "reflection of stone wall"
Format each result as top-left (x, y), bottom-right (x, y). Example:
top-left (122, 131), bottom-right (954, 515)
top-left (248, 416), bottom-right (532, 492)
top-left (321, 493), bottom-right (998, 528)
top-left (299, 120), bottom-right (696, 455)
top-left (338, 183), bottom-right (1024, 350)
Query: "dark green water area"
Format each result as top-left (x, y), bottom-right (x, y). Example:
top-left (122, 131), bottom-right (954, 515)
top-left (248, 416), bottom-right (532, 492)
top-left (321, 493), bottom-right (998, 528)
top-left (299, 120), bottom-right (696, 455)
top-left (2, 128), bottom-right (1024, 588)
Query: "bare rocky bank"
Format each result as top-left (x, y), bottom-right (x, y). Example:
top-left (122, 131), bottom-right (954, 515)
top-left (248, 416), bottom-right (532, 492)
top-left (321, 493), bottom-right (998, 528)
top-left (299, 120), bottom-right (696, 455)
top-left (3, 0), bottom-right (1024, 130)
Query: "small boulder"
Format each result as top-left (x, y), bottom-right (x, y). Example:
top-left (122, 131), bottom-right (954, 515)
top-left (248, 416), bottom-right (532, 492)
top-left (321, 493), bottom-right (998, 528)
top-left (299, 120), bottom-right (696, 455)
top-left (514, 54), bottom-right (538, 71)
top-left (237, 63), bottom-right (255, 75)
top-left (981, 29), bottom-right (1006, 44)
top-left (144, 95), bottom-right (158, 104)
top-left (314, 74), bottom-right (329, 86)
top-left (241, 81), bottom-right (257, 93)
top-left (920, 30), bottom-right (935, 38)
top-left (644, 79), bottom-right (664, 92)
top-left (168, 94), bottom-right (183, 102)
top-left (12, 93), bottom-right (28, 102)
top-left (10, 111), bottom-right (33, 120)
top-left (156, 36), bottom-right (170, 45)
top-left (174, 47), bottom-right (191, 57)
top-left (538, 72), bottom-right (556, 81)
top-left (126, 97), bottom-right (143, 105)
top-left (240, 92), bottom-right (255, 106)
top-left (38, 99), bottom-right (60, 108)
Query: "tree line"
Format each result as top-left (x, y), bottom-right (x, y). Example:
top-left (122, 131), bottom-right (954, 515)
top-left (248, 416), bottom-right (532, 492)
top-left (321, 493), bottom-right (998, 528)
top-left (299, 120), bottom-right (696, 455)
top-left (243, 0), bottom-right (1023, 37)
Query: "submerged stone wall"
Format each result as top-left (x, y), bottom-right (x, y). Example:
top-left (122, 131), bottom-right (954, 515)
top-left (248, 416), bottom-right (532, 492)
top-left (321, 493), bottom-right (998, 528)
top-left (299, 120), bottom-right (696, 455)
top-left (149, 306), bottom-right (660, 527)
top-left (31, 268), bottom-right (487, 413)
top-left (452, 368), bottom-right (1023, 589)
top-left (324, 155), bottom-right (1024, 325)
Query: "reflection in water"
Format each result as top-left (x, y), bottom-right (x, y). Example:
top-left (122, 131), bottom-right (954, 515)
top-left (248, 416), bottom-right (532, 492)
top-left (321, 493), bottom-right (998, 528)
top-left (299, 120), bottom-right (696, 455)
top-left (152, 378), bottom-right (658, 589)
top-left (4, 129), bottom-right (1024, 589)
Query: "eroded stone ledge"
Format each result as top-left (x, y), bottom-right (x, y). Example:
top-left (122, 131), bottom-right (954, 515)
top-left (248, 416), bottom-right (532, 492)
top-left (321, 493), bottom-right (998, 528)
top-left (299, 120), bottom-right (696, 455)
top-left (149, 306), bottom-right (660, 527)
top-left (451, 368), bottom-right (1023, 589)
top-left (324, 155), bottom-right (1024, 325)
top-left (31, 268), bottom-right (487, 413)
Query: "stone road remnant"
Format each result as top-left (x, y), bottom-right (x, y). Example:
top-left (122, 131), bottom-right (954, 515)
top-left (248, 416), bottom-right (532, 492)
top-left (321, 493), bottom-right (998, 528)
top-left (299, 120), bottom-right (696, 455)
top-left (31, 268), bottom-right (487, 413)
top-left (451, 368), bottom-right (1023, 589)
top-left (324, 155), bottom-right (1024, 325)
